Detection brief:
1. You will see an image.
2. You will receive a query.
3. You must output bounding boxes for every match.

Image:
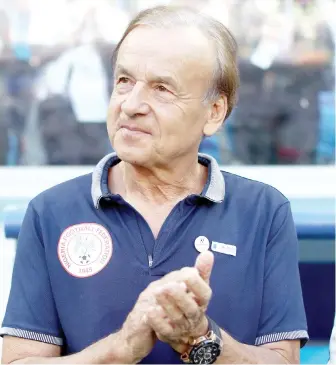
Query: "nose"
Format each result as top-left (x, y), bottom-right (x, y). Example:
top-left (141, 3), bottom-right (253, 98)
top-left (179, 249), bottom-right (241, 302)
top-left (121, 82), bottom-right (150, 117)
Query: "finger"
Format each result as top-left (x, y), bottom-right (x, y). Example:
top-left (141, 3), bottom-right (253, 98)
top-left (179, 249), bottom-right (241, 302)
top-left (155, 284), bottom-right (186, 326)
top-left (150, 265), bottom-right (212, 307)
top-left (179, 267), bottom-right (212, 307)
top-left (194, 251), bottom-right (214, 284)
top-left (147, 305), bottom-right (175, 339)
top-left (165, 283), bottom-right (201, 322)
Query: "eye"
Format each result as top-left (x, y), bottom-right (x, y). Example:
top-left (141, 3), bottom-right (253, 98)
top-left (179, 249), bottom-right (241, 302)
top-left (156, 85), bottom-right (169, 92)
top-left (118, 77), bottom-right (130, 84)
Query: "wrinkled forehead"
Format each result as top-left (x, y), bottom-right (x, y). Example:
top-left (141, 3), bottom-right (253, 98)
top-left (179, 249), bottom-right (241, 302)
top-left (116, 26), bottom-right (215, 82)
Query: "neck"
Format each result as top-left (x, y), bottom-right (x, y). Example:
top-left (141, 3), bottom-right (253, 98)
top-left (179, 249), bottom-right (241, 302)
top-left (111, 155), bottom-right (207, 205)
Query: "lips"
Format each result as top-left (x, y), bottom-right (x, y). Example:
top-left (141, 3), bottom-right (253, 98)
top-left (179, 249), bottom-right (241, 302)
top-left (118, 124), bottom-right (151, 135)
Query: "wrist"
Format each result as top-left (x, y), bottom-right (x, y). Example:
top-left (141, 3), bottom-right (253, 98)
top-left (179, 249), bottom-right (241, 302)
top-left (98, 331), bottom-right (130, 364)
top-left (197, 315), bottom-right (210, 337)
top-left (75, 330), bottom-right (137, 364)
top-left (173, 316), bottom-right (209, 355)
top-left (115, 327), bottom-right (142, 364)
top-left (180, 317), bottom-right (223, 364)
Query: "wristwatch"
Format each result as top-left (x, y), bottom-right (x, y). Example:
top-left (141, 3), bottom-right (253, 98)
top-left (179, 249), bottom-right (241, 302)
top-left (181, 317), bottom-right (223, 364)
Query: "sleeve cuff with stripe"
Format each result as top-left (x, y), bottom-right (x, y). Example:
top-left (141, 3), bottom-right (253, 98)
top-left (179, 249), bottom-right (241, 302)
top-left (0, 327), bottom-right (63, 346)
top-left (255, 330), bottom-right (309, 347)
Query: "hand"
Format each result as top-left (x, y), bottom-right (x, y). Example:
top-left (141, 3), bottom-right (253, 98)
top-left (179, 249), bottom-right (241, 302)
top-left (146, 251), bottom-right (214, 354)
top-left (118, 284), bottom-right (158, 363)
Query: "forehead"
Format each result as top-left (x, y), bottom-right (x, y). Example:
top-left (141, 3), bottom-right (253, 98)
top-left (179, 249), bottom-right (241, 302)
top-left (116, 26), bottom-right (215, 81)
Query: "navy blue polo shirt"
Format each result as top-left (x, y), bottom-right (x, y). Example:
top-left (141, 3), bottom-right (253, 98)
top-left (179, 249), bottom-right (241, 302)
top-left (1, 153), bottom-right (308, 363)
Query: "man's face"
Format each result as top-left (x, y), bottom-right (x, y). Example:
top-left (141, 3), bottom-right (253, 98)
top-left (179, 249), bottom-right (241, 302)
top-left (107, 25), bottom-right (218, 167)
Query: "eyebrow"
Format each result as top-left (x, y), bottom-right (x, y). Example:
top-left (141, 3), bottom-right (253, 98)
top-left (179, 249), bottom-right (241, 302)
top-left (114, 65), bottom-right (179, 90)
top-left (114, 65), bottom-right (133, 78)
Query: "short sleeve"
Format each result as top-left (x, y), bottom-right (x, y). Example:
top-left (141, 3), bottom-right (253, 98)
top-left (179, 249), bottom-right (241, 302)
top-left (255, 201), bottom-right (309, 347)
top-left (0, 201), bottom-right (63, 345)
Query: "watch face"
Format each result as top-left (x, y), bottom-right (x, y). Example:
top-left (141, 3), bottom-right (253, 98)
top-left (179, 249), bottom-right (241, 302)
top-left (189, 341), bottom-right (221, 364)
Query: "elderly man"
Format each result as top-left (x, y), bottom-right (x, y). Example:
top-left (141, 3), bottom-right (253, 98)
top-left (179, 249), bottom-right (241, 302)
top-left (1, 5), bottom-right (308, 364)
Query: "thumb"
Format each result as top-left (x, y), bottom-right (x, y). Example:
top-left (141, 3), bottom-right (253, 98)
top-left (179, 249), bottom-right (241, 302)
top-left (195, 251), bottom-right (214, 284)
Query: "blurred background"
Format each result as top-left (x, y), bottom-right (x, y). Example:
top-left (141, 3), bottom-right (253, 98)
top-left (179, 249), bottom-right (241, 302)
top-left (0, 0), bottom-right (335, 363)
top-left (0, 0), bottom-right (335, 166)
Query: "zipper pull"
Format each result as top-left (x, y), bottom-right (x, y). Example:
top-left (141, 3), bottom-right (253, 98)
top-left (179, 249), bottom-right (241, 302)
top-left (148, 255), bottom-right (153, 268)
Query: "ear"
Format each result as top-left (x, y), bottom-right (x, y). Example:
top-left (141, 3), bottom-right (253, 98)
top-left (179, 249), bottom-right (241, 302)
top-left (203, 95), bottom-right (228, 137)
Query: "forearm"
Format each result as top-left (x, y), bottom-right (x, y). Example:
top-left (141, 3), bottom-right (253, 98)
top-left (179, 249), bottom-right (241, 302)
top-left (9, 331), bottom-right (133, 364)
top-left (217, 330), bottom-right (297, 364)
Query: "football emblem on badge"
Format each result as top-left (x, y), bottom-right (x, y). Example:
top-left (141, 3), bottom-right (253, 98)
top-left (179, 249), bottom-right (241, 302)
top-left (57, 223), bottom-right (113, 278)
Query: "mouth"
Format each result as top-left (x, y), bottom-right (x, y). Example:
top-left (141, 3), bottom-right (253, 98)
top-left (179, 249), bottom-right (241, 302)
top-left (118, 124), bottom-right (151, 136)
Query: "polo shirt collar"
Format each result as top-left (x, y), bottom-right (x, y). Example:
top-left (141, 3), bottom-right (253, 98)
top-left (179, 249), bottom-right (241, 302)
top-left (91, 152), bottom-right (225, 208)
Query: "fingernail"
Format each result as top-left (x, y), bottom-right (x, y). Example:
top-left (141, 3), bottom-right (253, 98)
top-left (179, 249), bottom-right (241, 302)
top-left (156, 305), bottom-right (164, 315)
top-left (179, 282), bottom-right (187, 290)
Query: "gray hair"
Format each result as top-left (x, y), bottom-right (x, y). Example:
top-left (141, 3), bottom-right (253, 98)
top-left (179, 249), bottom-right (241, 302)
top-left (112, 5), bottom-right (239, 120)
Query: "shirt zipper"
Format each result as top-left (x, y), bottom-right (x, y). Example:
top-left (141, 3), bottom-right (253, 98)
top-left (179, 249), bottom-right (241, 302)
top-left (148, 254), bottom-right (153, 268)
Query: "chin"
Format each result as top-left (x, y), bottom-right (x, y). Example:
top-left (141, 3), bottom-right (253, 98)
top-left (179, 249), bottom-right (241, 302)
top-left (114, 144), bottom-right (152, 166)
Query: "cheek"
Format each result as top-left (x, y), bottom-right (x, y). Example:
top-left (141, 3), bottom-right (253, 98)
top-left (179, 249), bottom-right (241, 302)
top-left (159, 104), bottom-right (203, 137)
top-left (163, 106), bottom-right (206, 148)
top-left (108, 93), bottom-right (121, 114)
top-left (153, 115), bottom-right (179, 145)
top-left (107, 96), bottom-right (121, 132)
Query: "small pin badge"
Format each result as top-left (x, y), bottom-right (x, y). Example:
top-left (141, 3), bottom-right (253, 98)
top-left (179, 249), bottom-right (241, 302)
top-left (194, 236), bottom-right (210, 253)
